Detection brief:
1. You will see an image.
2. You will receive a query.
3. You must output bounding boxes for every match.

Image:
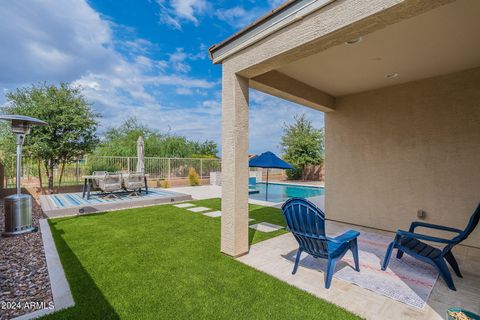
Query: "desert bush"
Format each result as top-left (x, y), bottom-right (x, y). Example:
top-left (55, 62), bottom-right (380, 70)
top-left (286, 166), bottom-right (303, 180)
top-left (188, 167), bottom-right (200, 186)
top-left (160, 180), bottom-right (170, 188)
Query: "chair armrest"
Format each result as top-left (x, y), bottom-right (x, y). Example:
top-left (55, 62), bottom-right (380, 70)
top-left (328, 230), bottom-right (360, 244)
top-left (396, 229), bottom-right (456, 244)
top-left (409, 221), bottom-right (463, 234)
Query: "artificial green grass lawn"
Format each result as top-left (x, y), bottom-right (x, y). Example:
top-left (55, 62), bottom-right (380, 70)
top-left (43, 198), bottom-right (360, 319)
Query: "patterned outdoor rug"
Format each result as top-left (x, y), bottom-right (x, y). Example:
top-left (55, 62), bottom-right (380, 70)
top-left (47, 188), bottom-right (183, 208)
top-left (290, 231), bottom-right (439, 308)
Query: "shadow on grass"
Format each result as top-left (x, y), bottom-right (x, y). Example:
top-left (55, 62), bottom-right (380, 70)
top-left (40, 220), bottom-right (120, 320)
top-left (248, 206), bottom-right (288, 245)
top-left (248, 225), bottom-right (258, 245)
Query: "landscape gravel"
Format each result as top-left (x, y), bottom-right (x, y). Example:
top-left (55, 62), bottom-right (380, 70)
top-left (0, 197), bottom-right (53, 319)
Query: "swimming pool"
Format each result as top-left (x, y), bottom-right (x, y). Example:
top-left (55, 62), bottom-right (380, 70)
top-left (248, 182), bottom-right (324, 203)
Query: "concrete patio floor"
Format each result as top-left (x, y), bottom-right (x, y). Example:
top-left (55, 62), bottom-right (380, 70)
top-left (237, 220), bottom-right (480, 320)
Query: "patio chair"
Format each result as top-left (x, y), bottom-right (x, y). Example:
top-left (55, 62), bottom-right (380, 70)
top-left (97, 173), bottom-right (123, 198)
top-left (91, 171), bottom-right (107, 191)
top-left (281, 198), bottom-right (360, 289)
top-left (123, 172), bottom-right (145, 196)
top-left (381, 203), bottom-right (480, 291)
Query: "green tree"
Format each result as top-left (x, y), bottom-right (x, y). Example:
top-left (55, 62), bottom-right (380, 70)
top-left (1, 83), bottom-right (99, 192)
top-left (280, 114), bottom-right (324, 180)
top-left (95, 117), bottom-right (218, 158)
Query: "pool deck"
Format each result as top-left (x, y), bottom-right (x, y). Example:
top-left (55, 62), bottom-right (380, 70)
top-left (40, 188), bottom-right (192, 218)
top-left (169, 185), bottom-right (325, 210)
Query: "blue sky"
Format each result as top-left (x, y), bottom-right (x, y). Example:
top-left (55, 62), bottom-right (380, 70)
top-left (0, 0), bottom-right (324, 155)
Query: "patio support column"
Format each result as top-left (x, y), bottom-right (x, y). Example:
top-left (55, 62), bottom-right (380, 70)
top-left (221, 68), bottom-right (249, 257)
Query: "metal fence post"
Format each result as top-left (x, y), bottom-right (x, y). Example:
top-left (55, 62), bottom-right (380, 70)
top-left (127, 157), bottom-right (131, 173)
top-left (76, 160), bottom-right (79, 183)
top-left (200, 159), bottom-right (203, 179)
top-left (167, 158), bottom-right (171, 180)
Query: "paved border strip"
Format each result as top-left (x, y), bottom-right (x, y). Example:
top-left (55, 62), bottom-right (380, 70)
top-left (40, 190), bottom-right (192, 218)
top-left (13, 219), bottom-right (75, 320)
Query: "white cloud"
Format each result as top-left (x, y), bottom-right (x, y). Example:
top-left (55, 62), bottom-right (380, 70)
top-left (0, 0), bottom-right (219, 144)
top-left (248, 90), bottom-right (324, 155)
top-left (176, 88), bottom-right (194, 95)
top-left (157, 0), bottom-right (207, 30)
top-left (168, 48), bottom-right (191, 73)
top-left (268, 0), bottom-right (286, 8)
top-left (0, 0), bottom-right (116, 85)
top-left (117, 38), bottom-right (155, 56)
top-left (215, 6), bottom-right (264, 29)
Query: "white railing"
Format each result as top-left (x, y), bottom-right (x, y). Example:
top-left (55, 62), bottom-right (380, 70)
top-left (2, 156), bottom-right (221, 188)
top-left (84, 156), bottom-right (221, 180)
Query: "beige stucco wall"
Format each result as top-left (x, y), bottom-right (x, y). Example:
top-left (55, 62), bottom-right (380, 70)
top-left (325, 67), bottom-right (480, 249)
top-left (220, 68), bottom-right (250, 257)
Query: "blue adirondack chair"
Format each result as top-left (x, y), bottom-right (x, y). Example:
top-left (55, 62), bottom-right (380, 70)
top-left (381, 203), bottom-right (480, 291)
top-left (281, 198), bottom-right (360, 289)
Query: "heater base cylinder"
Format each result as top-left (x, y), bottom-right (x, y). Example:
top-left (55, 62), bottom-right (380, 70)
top-left (2, 194), bottom-right (34, 237)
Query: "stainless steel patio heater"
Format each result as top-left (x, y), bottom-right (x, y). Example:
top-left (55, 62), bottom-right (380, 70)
top-left (0, 115), bottom-right (47, 236)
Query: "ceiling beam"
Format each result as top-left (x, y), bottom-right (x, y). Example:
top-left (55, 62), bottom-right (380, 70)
top-left (250, 70), bottom-right (335, 112)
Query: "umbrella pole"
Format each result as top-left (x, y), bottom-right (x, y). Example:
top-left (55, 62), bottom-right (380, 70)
top-left (266, 168), bottom-right (269, 201)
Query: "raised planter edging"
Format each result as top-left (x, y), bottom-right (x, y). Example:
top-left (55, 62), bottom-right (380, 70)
top-left (13, 219), bottom-right (74, 320)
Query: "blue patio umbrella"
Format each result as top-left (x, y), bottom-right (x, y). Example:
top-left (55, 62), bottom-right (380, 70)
top-left (249, 151), bottom-right (293, 201)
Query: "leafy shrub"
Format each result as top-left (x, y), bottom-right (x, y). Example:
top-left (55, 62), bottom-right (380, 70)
top-left (286, 166), bottom-right (303, 180)
top-left (160, 180), bottom-right (170, 188)
top-left (94, 117), bottom-right (218, 158)
top-left (87, 163), bottom-right (123, 174)
top-left (188, 167), bottom-right (200, 186)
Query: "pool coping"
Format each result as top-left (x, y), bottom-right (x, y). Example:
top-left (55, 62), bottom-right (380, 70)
top-left (249, 195), bottom-right (325, 211)
top-left (253, 181), bottom-right (324, 188)
top-left (248, 182), bottom-right (324, 206)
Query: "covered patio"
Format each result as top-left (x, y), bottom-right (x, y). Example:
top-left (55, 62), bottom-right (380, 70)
top-left (238, 220), bottom-right (480, 319)
top-left (209, 0), bottom-right (480, 318)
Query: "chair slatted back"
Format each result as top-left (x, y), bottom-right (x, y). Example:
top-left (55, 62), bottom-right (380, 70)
top-left (282, 198), bottom-right (329, 258)
top-left (452, 203), bottom-right (480, 243)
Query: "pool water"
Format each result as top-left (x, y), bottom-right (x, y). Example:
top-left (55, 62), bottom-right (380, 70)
top-left (249, 182), bottom-right (324, 203)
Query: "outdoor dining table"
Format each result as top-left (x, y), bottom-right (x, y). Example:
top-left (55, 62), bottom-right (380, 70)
top-left (82, 173), bottom-right (149, 200)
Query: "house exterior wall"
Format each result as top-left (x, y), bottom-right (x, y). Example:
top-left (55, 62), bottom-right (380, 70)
top-left (325, 67), bottom-right (480, 249)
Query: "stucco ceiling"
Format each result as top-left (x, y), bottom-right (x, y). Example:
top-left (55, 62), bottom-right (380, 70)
top-left (277, 0), bottom-right (480, 97)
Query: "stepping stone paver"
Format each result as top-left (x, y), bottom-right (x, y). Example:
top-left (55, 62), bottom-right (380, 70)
top-left (203, 211), bottom-right (222, 217)
top-left (249, 222), bottom-right (284, 233)
top-left (187, 207), bottom-right (211, 213)
top-left (174, 203), bottom-right (195, 208)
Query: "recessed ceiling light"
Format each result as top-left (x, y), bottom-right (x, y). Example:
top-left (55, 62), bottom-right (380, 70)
top-left (385, 72), bottom-right (399, 79)
top-left (345, 37), bottom-right (362, 45)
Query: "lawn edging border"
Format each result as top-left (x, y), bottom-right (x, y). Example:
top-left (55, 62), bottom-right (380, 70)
top-left (13, 219), bottom-right (75, 320)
